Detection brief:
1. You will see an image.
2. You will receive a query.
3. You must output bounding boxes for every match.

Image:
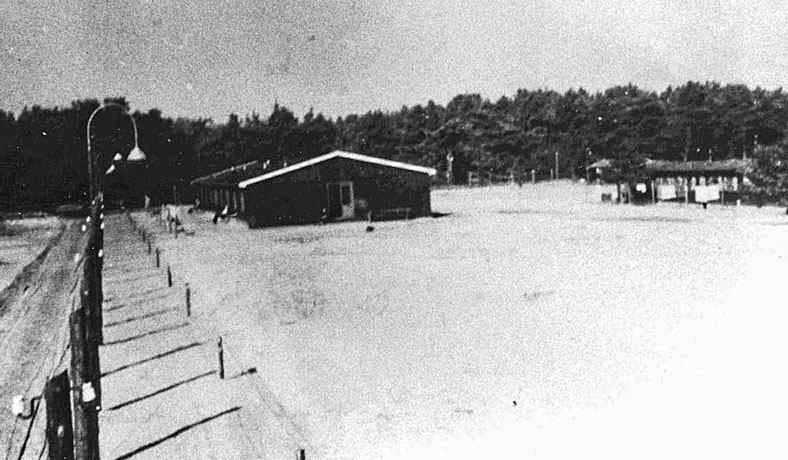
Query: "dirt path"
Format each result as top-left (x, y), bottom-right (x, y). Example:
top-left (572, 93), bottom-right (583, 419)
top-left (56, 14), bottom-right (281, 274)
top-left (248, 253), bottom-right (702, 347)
top-left (0, 220), bottom-right (85, 460)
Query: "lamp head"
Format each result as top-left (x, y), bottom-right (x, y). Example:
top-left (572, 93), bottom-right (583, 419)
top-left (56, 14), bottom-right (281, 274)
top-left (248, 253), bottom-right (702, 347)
top-left (127, 145), bottom-right (146, 162)
top-left (112, 152), bottom-right (123, 162)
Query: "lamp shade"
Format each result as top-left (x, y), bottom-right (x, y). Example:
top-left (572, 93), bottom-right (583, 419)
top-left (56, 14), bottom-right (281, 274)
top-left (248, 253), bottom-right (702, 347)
top-left (127, 145), bottom-right (146, 162)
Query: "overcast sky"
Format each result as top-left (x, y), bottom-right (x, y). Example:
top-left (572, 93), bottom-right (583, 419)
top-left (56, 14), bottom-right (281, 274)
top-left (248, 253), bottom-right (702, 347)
top-left (2, 0), bottom-right (786, 121)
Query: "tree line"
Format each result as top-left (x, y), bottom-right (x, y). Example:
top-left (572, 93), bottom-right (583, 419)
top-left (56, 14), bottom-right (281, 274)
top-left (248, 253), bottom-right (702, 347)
top-left (1, 81), bottom-right (788, 209)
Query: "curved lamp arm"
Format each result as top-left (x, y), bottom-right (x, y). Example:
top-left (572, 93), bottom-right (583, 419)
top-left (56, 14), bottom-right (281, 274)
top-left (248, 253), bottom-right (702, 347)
top-left (86, 103), bottom-right (143, 197)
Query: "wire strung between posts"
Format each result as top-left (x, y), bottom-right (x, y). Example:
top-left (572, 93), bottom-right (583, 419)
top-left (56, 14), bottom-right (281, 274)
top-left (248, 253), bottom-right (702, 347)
top-left (35, 438), bottom-right (47, 460)
top-left (6, 221), bottom-right (96, 460)
top-left (14, 399), bottom-right (41, 460)
top-left (2, 312), bottom-right (69, 460)
top-left (9, 299), bottom-right (74, 460)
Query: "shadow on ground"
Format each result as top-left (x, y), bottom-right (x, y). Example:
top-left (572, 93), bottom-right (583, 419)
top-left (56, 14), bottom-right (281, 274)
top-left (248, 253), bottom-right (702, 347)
top-left (108, 369), bottom-right (217, 411)
top-left (103, 322), bottom-right (189, 346)
top-left (102, 341), bottom-right (205, 378)
top-left (113, 406), bottom-right (241, 460)
top-left (104, 308), bottom-right (177, 328)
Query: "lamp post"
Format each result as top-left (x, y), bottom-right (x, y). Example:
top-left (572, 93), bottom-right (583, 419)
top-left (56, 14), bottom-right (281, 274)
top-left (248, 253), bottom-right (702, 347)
top-left (86, 103), bottom-right (146, 200)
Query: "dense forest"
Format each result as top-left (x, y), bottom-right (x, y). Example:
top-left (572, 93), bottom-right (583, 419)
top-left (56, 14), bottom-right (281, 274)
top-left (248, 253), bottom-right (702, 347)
top-left (1, 81), bottom-right (788, 209)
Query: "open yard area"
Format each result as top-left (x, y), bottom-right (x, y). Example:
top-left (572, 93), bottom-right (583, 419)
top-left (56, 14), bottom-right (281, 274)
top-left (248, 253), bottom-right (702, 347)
top-left (0, 216), bottom-right (61, 293)
top-left (134, 182), bottom-right (788, 459)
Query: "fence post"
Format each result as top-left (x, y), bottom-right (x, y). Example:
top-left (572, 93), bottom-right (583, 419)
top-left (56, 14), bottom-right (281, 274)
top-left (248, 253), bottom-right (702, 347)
top-left (297, 448), bottom-right (306, 460)
top-left (85, 224), bottom-right (103, 348)
top-left (167, 265), bottom-right (172, 287)
top-left (185, 283), bottom-right (191, 317)
top-left (45, 370), bottom-right (74, 460)
top-left (217, 336), bottom-right (225, 379)
top-left (147, 240), bottom-right (152, 254)
top-left (93, 206), bottom-right (104, 346)
top-left (80, 274), bottom-right (102, 409)
top-left (155, 248), bottom-right (160, 268)
top-left (69, 307), bottom-right (100, 460)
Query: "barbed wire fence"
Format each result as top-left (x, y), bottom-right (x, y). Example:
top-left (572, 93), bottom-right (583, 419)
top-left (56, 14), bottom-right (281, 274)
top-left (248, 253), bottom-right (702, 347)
top-left (6, 198), bottom-right (105, 460)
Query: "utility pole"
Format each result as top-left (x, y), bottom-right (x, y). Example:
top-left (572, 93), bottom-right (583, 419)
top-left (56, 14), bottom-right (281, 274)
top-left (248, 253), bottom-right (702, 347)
top-left (89, 204), bottom-right (103, 345)
top-left (83, 216), bottom-right (102, 408)
top-left (45, 371), bottom-right (74, 460)
top-left (69, 304), bottom-right (100, 460)
top-left (83, 256), bottom-right (102, 408)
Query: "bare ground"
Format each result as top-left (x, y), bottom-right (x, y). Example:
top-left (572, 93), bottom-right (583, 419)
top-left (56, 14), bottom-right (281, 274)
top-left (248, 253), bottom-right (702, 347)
top-left (104, 182), bottom-right (788, 459)
top-left (0, 221), bottom-right (84, 460)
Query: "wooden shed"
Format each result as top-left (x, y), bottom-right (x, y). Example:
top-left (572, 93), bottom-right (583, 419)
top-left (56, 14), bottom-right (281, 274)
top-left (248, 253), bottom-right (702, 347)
top-left (191, 151), bottom-right (437, 227)
top-left (644, 159), bottom-right (753, 205)
top-left (586, 157), bottom-right (754, 205)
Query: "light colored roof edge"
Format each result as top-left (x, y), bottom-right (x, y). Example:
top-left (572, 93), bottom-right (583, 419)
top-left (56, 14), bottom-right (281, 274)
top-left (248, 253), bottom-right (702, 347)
top-left (190, 160), bottom-right (259, 186)
top-left (335, 151), bottom-right (437, 176)
top-left (238, 150), bottom-right (436, 189)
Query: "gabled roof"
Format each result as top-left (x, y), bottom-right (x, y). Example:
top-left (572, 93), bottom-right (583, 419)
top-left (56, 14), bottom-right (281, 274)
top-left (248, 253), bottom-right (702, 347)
top-left (236, 150), bottom-right (436, 189)
top-left (190, 160), bottom-right (267, 188)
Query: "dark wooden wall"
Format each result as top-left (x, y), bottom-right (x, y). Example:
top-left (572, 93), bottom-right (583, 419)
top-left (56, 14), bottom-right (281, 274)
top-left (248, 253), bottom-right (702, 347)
top-left (242, 157), bottom-right (432, 227)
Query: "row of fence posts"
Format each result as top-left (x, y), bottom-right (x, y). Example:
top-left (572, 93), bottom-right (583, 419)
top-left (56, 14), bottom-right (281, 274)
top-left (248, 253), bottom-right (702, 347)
top-left (21, 198), bottom-right (105, 460)
top-left (126, 209), bottom-right (308, 459)
top-left (140, 209), bottom-right (226, 379)
top-left (68, 197), bottom-right (105, 460)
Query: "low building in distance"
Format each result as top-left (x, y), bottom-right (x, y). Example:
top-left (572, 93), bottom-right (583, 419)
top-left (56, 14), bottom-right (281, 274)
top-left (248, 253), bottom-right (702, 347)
top-left (587, 158), bottom-right (753, 205)
top-left (191, 150), bottom-right (437, 227)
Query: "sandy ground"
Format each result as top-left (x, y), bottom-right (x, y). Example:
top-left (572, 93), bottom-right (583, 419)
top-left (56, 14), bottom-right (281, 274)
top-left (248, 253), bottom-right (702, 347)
top-left (113, 181), bottom-right (788, 459)
top-left (100, 214), bottom-right (292, 460)
top-left (0, 220), bottom-right (82, 460)
top-left (0, 217), bottom-right (61, 292)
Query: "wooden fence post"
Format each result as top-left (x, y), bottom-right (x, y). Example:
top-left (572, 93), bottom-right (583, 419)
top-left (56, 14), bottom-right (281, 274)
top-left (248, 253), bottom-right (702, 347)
top-left (167, 265), bottom-right (172, 287)
top-left (185, 283), bottom-right (191, 317)
top-left (69, 307), bottom-right (100, 460)
top-left (90, 212), bottom-right (103, 346)
top-left (217, 336), bottom-right (225, 379)
top-left (45, 370), bottom-right (74, 460)
top-left (80, 274), bottom-right (102, 409)
top-left (155, 248), bottom-right (160, 268)
top-left (297, 448), bottom-right (306, 460)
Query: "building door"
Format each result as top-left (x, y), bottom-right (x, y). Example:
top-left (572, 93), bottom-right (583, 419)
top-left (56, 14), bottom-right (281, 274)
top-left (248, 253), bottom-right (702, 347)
top-left (326, 181), bottom-right (355, 220)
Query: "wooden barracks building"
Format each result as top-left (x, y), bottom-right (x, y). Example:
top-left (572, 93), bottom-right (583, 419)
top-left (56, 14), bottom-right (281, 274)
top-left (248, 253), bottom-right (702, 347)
top-left (191, 150), bottom-right (437, 227)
